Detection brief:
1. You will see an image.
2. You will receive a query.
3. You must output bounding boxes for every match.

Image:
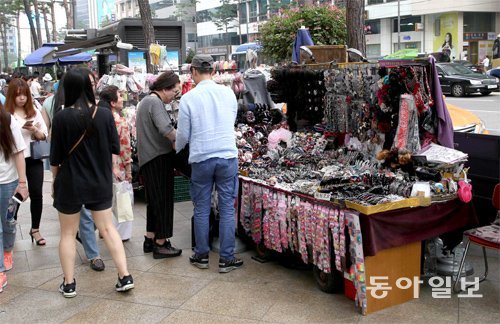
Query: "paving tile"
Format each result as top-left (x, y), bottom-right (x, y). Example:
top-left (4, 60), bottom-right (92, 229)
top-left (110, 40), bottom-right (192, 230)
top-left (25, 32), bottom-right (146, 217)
top-left (64, 298), bottom-right (175, 323)
top-left (0, 289), bottom-right (95, 322)
top-left (465, 254), bottom-right (500, 282)
top-left (180, 280), bottom-right (280, 320)
top-left (161, 309), bottom-right (259, 324)
top-left (356, 299), bottom-right (458, 324)
top-left (148, 250), bottom-right (219, 280)
top-left (37, 264), bottom-right (142, 298)
top-left (105, 271), bottom-right (211, 308)
top-left (117, 254), bottom-right (165, 272)
top-left (214, 251), bottom-right (318, 292)
top-left (0, 284), bottom-right (29, 305)
top-left (8, 251), bottom-right (30, 274)
top-left (26, 246), bottom-right (83, 271)
top-left (262, 287), bottom-right (360, 323)
top-left (8, 267), bottom-right (63, 288)
top-left (458, 280), bottom-right (500, 323)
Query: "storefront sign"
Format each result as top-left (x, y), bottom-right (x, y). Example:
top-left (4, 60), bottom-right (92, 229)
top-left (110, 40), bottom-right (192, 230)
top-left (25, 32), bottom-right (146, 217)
top-left (464, 32), bottom-right (488, 41)
top-left (197, 46), bottom-right (228, 55)
top-left (403, 35), bottom-right (411, 41)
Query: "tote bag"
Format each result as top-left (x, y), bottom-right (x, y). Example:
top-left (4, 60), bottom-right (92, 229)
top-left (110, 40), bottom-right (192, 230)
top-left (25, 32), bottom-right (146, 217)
top-left (30, 140), bottom-right (50, 159)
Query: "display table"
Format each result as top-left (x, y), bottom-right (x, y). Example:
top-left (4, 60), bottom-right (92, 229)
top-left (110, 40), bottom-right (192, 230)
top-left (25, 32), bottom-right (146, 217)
top-left (238, 176), bottom-right (478, 315)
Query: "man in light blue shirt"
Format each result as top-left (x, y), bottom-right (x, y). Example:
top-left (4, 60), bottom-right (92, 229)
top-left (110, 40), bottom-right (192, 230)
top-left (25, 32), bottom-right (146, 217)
top-left (0, 92), bottom-right (5, 105)
top-left (176, 54), bottom-right (242, 273)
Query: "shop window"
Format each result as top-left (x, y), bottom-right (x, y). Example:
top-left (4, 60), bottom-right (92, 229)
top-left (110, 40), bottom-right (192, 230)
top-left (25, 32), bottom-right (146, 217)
top-left (365, 19), bottom-right (380, 35)
top-left (239, 3), bottom-right (247, 24)
top-left (393, 16), bottom-right (421, 33)
top-left (366, 44), bottom-right (381, 58)
top-left (463, 12), bottom-right (495, 33)
top-left (367, 0), bottom-right (384, 4)
top-left (187, 33), bottom-right (196, 43)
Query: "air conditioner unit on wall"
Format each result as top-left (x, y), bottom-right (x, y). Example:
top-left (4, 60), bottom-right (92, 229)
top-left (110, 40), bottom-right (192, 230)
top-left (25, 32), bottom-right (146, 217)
top-left (415, 23), bottom-right (424, 31)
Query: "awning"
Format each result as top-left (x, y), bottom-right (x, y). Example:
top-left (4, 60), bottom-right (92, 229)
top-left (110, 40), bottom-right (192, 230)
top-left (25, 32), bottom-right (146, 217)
top-left (24, 43), bottom-right (92, 67)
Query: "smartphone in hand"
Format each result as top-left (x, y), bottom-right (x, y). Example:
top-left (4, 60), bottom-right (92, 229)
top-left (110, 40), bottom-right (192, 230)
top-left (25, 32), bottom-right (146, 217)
top-left (23, 120), bottom-right (34, 127)
top-left (12, 192), bottom-right (24, 204)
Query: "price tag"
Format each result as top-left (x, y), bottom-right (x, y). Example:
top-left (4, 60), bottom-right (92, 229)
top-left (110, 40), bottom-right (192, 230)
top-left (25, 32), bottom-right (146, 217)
top-left (314, 192), bottom-right (332, 201)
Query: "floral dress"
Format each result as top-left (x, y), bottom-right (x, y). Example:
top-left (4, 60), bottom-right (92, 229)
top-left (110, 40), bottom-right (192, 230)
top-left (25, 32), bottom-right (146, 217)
top-left (112, 110), bottom-right (132, 179)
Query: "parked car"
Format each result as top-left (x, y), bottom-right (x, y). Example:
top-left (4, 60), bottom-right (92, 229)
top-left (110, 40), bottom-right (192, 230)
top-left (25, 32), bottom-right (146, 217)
top-left (452, 60), bottom-right (482, 73)
top-left (436, 63), bottom-right (499, 97)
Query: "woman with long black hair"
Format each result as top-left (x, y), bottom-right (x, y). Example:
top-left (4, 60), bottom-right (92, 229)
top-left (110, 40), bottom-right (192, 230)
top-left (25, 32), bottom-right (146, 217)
top-left (0, 103), bottom-right (28, 292)
top-left (50, 68), bottom-right (133, 298)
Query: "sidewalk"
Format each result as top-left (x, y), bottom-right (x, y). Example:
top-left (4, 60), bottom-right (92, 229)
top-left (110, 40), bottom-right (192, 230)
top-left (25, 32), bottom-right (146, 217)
top-left (0, 171), bottom-right (498, 323)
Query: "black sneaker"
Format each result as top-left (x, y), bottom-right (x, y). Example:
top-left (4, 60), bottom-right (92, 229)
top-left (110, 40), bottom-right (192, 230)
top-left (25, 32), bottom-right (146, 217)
top-left (219, 257), bottom-right (243, 273)
top-left (115, 274), bottom-right (134, 292)
top-left (189, 254), bottom-right (209, 269)
top-left (90, 258), bottom-right (105, 271)
top-left (143, 236), bottom-right (154, 253)
top-left (153, 241), bottom-right (182, 259)
top-left (59, 279), bottom-right (77, 298)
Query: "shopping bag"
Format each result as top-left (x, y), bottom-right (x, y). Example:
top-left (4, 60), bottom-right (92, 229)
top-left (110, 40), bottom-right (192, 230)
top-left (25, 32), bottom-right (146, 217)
top-left (30, 140), bottom-right (50, 159)
top-left (112, 181), bottom-right (134, 223)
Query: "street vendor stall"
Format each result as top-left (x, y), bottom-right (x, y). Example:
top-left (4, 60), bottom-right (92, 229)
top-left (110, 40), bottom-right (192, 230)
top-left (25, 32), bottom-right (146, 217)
top-left (233, 57), bottom-right (477, 315)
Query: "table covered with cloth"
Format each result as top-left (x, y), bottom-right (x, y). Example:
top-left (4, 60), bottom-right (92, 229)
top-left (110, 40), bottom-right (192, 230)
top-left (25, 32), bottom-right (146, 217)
top-left (359, 199), bottom-right (477, 256)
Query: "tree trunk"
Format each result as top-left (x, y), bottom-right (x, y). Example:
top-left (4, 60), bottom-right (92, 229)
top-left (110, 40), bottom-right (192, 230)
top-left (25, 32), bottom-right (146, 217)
top-left (62, 0), bottom-right (73, 29)
top-left (23, 0), bottom-right (39, 49)
top-left (346, 0), bottom-right (366, 57)
top-left (50, 1), bottom-right (57, 41)
top-left (33, 0), bottom-right (43, 46)
top-left (41, 4), bottom-right (50, 42)
top-left (0, 22), bottom-right (8, 71)
top-left (137, 0), bottom-right (155, 73)
top-left (17, 10), bottom-right (21, 70)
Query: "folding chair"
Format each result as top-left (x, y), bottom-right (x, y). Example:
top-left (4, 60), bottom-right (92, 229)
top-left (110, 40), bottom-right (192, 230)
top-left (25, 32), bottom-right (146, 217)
top-left (453, 184), bottom-right (500, 292)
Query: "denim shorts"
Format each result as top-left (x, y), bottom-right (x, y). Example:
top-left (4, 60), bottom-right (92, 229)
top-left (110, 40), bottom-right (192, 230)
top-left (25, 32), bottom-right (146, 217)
top-left (55, 200), bottom-right (112, 215)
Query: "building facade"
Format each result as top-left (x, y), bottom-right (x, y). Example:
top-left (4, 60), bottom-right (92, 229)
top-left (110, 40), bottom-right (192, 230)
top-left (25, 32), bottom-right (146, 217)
top-left (365, 0), bottom-right (500, 64)
top-left (196, 0), bottom-right (297, 59)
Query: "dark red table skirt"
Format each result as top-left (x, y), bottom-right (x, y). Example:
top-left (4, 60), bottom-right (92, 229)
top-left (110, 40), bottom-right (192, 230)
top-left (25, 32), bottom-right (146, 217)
top-left (359, 200), bottom-right (477, 256)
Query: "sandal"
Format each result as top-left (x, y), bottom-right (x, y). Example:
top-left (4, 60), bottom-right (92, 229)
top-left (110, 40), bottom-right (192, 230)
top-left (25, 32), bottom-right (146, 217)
top-left (29, 229), bottom-right (46, 246)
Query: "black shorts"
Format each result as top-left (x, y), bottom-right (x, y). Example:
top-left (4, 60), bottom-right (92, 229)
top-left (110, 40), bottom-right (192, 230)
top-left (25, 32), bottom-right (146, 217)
top-left (54, 200), bottom-right (112, 215)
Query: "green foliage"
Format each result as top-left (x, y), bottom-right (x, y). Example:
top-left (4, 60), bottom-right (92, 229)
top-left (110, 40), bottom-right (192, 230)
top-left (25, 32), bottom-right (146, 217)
top-left (259, 5), bottom-right (347, 63)
top-left (185, 48), bottom-right (195, 63)
top-left (210, 0), bottom-right (237, 32)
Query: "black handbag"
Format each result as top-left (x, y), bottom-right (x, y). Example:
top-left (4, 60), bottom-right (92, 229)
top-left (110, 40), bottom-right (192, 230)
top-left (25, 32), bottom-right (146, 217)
top-left (174, 144), bottom-right (191, 178)
top-left (30, 140), bottom-right (50, 160)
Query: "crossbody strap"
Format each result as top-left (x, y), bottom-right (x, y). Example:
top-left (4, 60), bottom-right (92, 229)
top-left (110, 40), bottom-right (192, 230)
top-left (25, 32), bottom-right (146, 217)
top-left (62, 105), bottom-right (99, 163)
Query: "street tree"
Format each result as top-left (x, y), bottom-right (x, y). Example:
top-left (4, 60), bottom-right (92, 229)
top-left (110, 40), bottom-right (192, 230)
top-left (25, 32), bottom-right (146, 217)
top-left (62, 0), bottom-right (73, 29)
top-left (33, 0), bottom-right (43, 46)
top-left (40, 2), bottom-right (51, 42)
top-left (0, 0), bottom-right (19, 71)
top-left (210, 0), bottom-right (237, 47)
top-left (175, 0), bottom-right (197, 22)
top-left (346, 0), bottom-right (366, 57)
top-left (259, 4), bottom-right (347, 63)
top-left (22, 0), bottom-right (39, 49)
top-left (137, 0), bottom-right (155, 73)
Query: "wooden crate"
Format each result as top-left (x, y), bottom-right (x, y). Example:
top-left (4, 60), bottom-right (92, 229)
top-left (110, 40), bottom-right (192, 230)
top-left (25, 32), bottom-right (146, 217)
top-left (364, 241), bottom-right (421, 314)
top-left (300, 45), bottom-right (348, 64)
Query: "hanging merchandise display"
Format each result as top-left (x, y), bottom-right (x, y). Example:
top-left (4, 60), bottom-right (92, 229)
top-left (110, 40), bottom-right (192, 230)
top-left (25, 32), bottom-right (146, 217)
top-left (234, 57), bottom-right (476, 315)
